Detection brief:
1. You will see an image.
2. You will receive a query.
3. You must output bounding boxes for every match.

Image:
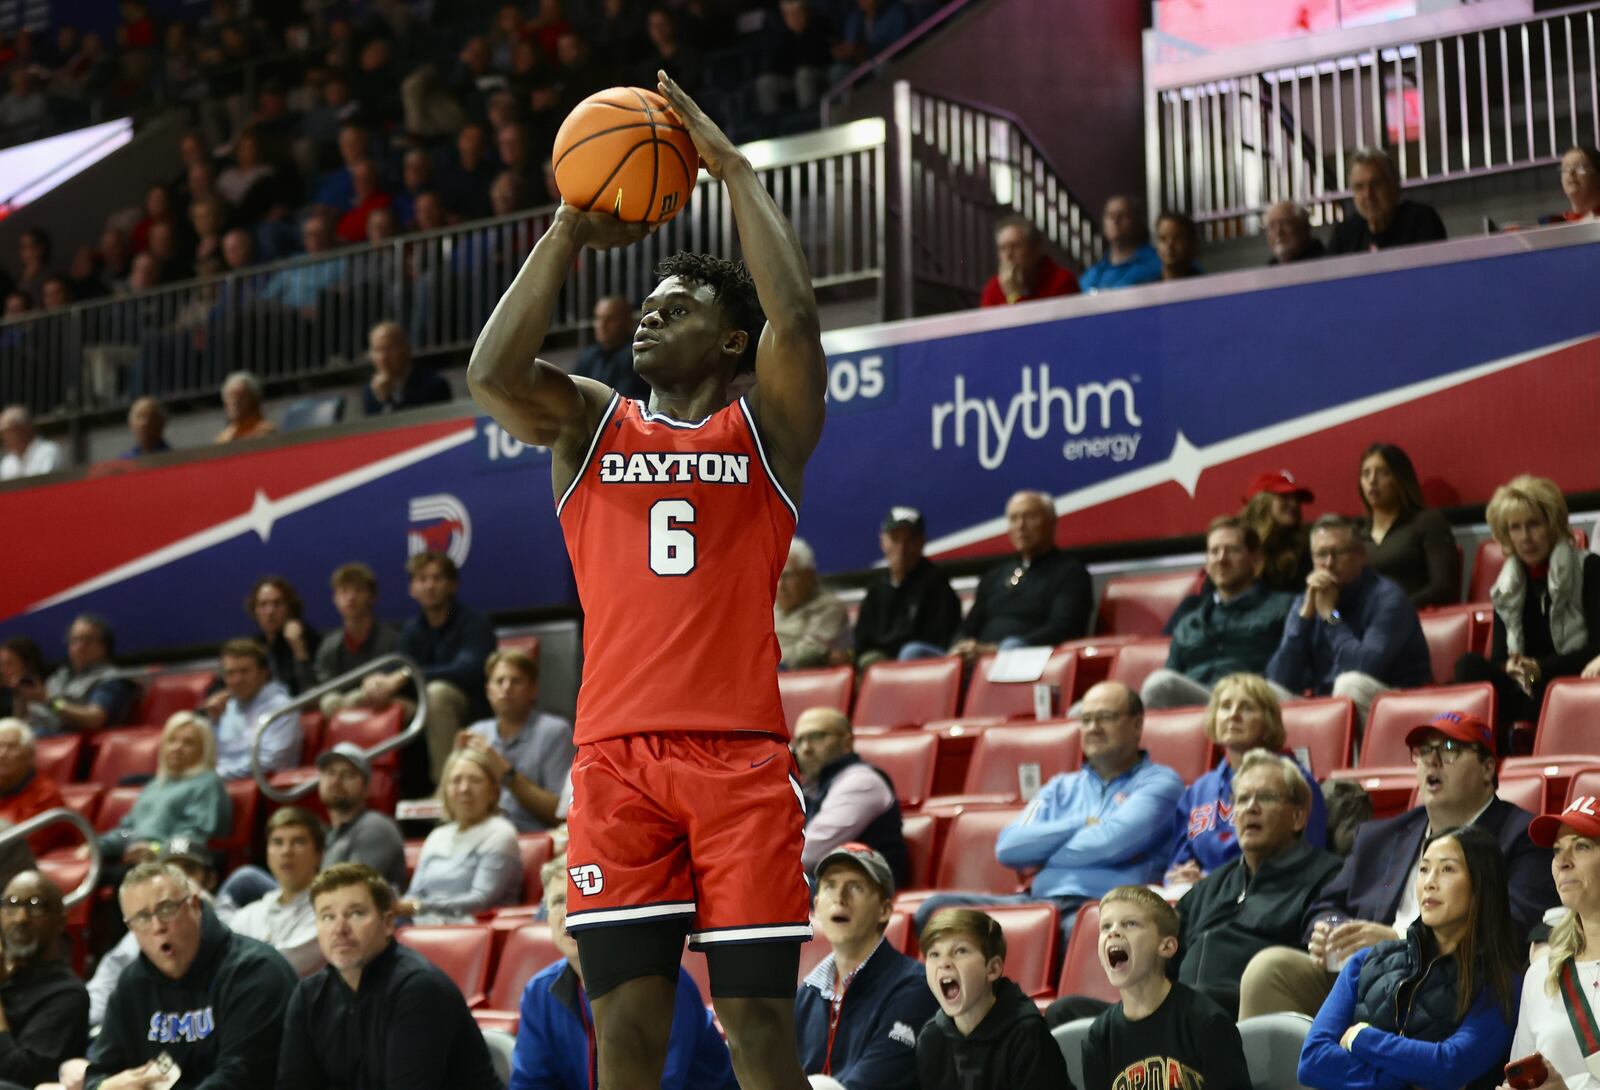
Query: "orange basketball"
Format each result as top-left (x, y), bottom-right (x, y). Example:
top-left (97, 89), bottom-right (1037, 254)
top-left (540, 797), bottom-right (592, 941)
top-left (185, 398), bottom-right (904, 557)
top-left (552, 87), bottom-right (698, 225)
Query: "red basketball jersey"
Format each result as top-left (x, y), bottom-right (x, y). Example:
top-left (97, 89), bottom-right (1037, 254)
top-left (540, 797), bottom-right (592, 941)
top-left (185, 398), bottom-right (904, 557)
top-left (557, 394), bottom-right (797, 744)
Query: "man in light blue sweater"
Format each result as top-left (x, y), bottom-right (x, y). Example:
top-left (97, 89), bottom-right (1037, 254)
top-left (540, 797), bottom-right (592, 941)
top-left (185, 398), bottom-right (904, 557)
top-left (212, 638), bottom-right (301, 780)
top-left (911, 681), bottom-right (1183, 949)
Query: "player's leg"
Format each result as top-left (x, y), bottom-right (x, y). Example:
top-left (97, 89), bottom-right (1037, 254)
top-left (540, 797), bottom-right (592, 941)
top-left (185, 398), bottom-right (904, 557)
top-left (708, 943), bottom-right (809, 1090)
top-left (577, 920), bottom-right (687, 1088)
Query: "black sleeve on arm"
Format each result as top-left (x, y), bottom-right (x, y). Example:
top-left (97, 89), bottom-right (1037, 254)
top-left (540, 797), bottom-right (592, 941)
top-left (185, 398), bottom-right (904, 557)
top-left (195, 953), bottom-right (297, 1090)
top-left (924, 577), bottom-right (964, 649)
top-left (1202, 1005), bottom-right (1254, 1090)
top-left (273, 985), bottom-right (326, 1090)
top-left (0, 983), bottom-right (89, 1085)
top-left (1018, 559), bottom-right (1092, 645)
top-left (957, 575), bottom-right (990, 642)
top-left (1005, 1015), bottom-right (1074, 1090)
top-left (1537, 552), bottom-right (1600, 678)
top-left (382, 971), bottom-right (472, 1090)
top-left (1079, 1017), bottom-right (1107, 1090)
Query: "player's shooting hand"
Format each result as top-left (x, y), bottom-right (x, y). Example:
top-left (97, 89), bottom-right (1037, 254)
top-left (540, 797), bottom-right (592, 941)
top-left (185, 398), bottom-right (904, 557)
top-left (656, 70), bottom-right (741, 180)
top-left (556, 203), bottom-right (653, 251)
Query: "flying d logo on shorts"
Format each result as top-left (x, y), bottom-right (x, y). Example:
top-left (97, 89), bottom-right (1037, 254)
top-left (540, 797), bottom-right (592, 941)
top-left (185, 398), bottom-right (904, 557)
top-left (569, 864), bottom-right (605, 896)
top-left (407, 493), bottom-right (472, 567)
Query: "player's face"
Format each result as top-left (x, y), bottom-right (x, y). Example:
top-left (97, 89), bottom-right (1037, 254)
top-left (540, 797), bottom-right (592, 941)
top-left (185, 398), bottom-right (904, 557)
top-left (634, 276), bottom-right (740, 389)
top-left (1097, 901), bottom-right (1175, 989)
top-left (315, 883), bottom-right (394, 973)
top-left (486, 661), bottom-right (538, 722)
top-left (813, 863), bottom-right (890, 949)
top-left (923, 934), bottom-right (1001, 1021)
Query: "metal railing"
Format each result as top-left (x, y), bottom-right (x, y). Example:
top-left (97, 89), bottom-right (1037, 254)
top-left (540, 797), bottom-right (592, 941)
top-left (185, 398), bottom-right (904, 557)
top-left (1145, 1), bottom-right (1600, 235)
top-left (0, 809), bottom-right (100, 909)
top-left (0, 119), bottom-right (889, 420)
top-left (893, 81), bottom-right (1102, 312)
top-left (250, 653), bottom-right (427, 803)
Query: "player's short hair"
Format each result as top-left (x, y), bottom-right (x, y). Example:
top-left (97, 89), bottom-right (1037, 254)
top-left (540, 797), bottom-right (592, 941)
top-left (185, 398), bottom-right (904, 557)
top-left (219, 638), bottom-right (269, 668)
top-left (310, 862), bottom-right (396, 914)
top-left (406, 551), bottom-right (459, 581)
top-left (654, 252), bottom-right (765, 374)
top-left (1100, 885), bottom-right (1180, 939)
top-left (330, 562), bottom-right (378, 595)
top-left (485, 648), bottom-right (538, 682)
top-left (920, 907), bottom-right (1006, 962)
top-left (266, 805), bottom-right (326, 854)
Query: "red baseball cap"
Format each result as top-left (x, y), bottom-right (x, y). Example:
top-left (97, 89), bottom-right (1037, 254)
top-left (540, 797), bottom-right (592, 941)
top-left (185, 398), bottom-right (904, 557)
top-left (1403, 710), bottom-right (1497, 759)
top-left (1243, 469), bottom-right (1315, 503)
top-left (1529, 796), bottom-right (1600, 847)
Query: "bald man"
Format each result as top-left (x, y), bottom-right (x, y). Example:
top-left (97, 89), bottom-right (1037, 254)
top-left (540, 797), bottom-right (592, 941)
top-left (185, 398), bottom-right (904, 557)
top-left (792, 708), bottom-right (907, 886)
top-left (570, 295), bottom-right (650, 402)
top-left (0, 871), bottom-right (88, 1087)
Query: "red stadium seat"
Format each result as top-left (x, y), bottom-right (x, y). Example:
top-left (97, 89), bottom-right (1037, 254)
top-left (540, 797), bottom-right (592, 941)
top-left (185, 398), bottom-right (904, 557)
top-left (855, 659), bottom-right (963, 729)
top-left (58, 783), bottom-right (103, 825)
top-left (1418, 606), bottom-right (1478, 686)
top-left (88, 728), bottom-right (164, 790)
top-left (496, 635), bottom-right (542, 663)
top-left (962, 648), bottom-right (1078, 720)
top-left (901, 812), bottom-right (938, 888)
top-left (299, 711), bottom-right (326, 760)
top-left (778, 666), bottom-right (854, 732)
top-left (397, 925), bottom-right (494, 1007)
top-left (212, 779), bottom-right (259, 870)
top-left (1279, 698), bottom-right (1355, 779)
top-left (403, 838), bottom-right (423, 879)
top-left (1056, 902), bottom-right (1117, 1002)
top-left (984, 903), bottom-right (1060, 997)
top-left (1502, 679), bottom-right (1600, 803)
top-left (518, 834), bottom-right (555, 903)
top-left (932, 808), bottom-right (1026, 894)
top-left (929, 722), bottom-right (1081, 807)
top-left (325, 705), bottom-right (405, 769)
top-left (797, 915), bottom-right (913, 977)
top-left (1095, 569), bottom-right (1203, 637)
top-left (94, 786), bottom-right (142, 833)
top-left (1408, 768), bottom-right (1546, 813)
top-left (1058, 636), bottom-right (1139, 701)
top-left (1468, 540), bottom-right (1505, 604)
top-left (33, 735), bottom-right (81, 785)
top-left (1105, 639), bottom-right (1172, 697)
top-left (1360, 684), bottom-right (1496, 769)
top-left (1565, 767), bottom-right (1600, 808)
top-left (853, 733), bottom-right (939, 810)
top-left (1138, 708), bottom-right (1212, 784)
top-left (136, 671), bottom-right (214, 725)
top-left (475, 923), bottom-right (564, 1031)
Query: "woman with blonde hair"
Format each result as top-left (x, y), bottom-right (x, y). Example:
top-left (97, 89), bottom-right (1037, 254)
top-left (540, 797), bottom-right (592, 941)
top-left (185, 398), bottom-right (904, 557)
top-left (96, 710), bottom-right (231, 863)
top-left (1164, 673), bottom-right (1326, 885)
top-left (397, 746), bottom-right (522, 923)
top-left (1455, 475), bottom-right (1600, 749)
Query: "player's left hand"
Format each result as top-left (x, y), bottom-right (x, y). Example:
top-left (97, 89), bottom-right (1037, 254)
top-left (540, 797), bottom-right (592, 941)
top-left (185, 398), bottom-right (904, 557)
top-left (656, 70), bottom-right (742, 180)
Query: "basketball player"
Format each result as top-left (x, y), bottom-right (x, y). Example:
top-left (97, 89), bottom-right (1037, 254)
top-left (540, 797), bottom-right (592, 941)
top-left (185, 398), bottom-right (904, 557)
top-left (467, 73), bottom-right (824, 1090)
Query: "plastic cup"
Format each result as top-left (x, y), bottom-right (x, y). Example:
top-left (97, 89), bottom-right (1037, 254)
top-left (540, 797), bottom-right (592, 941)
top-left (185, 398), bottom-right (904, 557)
top-left (1313, 911), bottom-right (1349, 972)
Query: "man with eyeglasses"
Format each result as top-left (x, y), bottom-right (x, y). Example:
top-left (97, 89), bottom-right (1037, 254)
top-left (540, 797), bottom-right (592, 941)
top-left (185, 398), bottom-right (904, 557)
top-left (1265, 513), bottom-right (1432, 726)
top-left (1237, 710), bottom-right (1554, 1019)
top-left (88, 861), bottom-right (296, 1090)
top-left (0, 871), bottom-right (87, 1088)
top-left (793, 708), bottom-right (908, 887)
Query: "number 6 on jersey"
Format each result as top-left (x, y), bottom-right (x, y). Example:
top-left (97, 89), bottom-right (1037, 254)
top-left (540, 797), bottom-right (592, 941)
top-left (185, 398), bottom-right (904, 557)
top-left (649, 499), bottom-right (697, 575)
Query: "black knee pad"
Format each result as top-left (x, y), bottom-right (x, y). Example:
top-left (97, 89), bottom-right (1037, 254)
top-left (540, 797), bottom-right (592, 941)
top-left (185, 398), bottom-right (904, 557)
top-left (705, 940), bottom-right (802, 999)
top-left (575, 918), bottom-right (688, 1000)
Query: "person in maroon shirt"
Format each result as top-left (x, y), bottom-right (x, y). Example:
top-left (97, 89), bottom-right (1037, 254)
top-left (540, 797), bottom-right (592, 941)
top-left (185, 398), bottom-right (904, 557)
top-left (979, 214), bottom-right (1079, 307)
top-left (0, 718), bottom-right (69, 854)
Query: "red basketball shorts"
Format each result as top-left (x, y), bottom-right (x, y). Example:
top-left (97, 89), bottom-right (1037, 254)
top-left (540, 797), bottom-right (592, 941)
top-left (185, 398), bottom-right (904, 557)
top-left (564, 732), bottom-right (813, 949)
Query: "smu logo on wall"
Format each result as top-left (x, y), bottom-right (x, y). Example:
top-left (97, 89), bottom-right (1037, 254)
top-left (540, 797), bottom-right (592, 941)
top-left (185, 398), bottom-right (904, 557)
top-left (407, 493), bottom-right (473, 567)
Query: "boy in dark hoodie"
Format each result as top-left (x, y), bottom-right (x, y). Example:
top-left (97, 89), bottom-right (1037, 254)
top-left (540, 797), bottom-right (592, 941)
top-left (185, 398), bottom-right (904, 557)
top-left (915, 907), bottom-right (1073, 1090)
top-left (1081, 885), bottom-right (1251, 1090)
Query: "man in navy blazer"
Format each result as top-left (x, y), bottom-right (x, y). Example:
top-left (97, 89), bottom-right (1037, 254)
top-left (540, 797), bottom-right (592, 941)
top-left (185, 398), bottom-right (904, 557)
top-left (1236, 710), bottom-right (1556, 1018)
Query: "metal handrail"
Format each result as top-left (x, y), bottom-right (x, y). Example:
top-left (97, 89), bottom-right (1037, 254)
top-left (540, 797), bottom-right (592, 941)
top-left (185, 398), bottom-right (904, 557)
top-left (0, 808), bottom-right (100, 909)
top-left (250, 653), bottom-right (428, 804)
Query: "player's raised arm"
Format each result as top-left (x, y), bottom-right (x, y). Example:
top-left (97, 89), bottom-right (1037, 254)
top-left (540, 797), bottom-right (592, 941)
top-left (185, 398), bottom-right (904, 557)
top-left (467, 206), bottom-right (650, 454)
top-left (657, 72), bottom-right (827, 489)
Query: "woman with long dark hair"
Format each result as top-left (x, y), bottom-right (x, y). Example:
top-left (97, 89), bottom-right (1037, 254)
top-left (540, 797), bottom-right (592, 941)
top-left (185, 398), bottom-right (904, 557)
top-left (1300, 824), bottom-right (1522, 1090)
top-left (1360, 442), bottom-right (1458, 607)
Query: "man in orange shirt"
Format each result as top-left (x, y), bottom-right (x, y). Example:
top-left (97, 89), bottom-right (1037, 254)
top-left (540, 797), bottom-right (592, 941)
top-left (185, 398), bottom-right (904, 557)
top-left (0, 718), bottom-right (69, 853)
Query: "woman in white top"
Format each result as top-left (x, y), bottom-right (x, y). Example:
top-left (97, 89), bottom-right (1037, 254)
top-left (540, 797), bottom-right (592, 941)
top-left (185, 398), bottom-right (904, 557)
top-left (397, 747), bottom-right (522, 923)
top-left (1503, 802), bottom-right (1600, 1089)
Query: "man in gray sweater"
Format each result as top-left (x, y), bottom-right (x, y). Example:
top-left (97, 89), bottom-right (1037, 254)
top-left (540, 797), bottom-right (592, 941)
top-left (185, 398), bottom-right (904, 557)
top-left (316, 744), bottom-right (407, 892)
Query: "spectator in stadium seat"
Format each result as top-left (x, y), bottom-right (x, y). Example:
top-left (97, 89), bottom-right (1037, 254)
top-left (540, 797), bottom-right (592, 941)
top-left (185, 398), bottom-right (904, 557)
top-left (362, 551), bottom-right (496, 784)
top-left (0, 718), bottom-right (69, 855)
top-left (389, 149), bottom-right (434, 229)
top-left (0, 870), bottom-right (88, 1087)
top-left (315, 122), bottom-right (376, 212)
top-left (831, 0), bottom-right (913, 77)
top-left (23, 614), bottom-right (136, 736)
top-left (1557, 144), bottom-right (1600, 221)
top-left (511, 855), bottom-right (736, 1090)
top-left (209, 638), bottom-right (301, 781)
top-left (396, 747), bottom-right (522, 923)
top-left (97, 711), bottom-right (231, 864)
top-left (316, 744), bottom-right (407, 890)
top-left (1155, 210), bottom-right (1203, 280)
top-left (229, 807), bottom-right (325, 977)
top-left (1142, 516), bottom-right (1295, 709)
top-left (635, 8), bottom-right (703, 91)
top-left (1265, 200), bottom-right (1326, 264)
top-left (795, 845), bottom-right (933, 1089)
top-left (1358, 442), bottom-right (1458, 608)
top-left (776, 537), bottom-right (853, 670)
top-left (458, 648), bottom-right (575, 833)
top-left (221, 226), bottom-right (255, 273)
top-left (89, 861), bottom-right (297, 1090)
top-left (0, 404), bottom-right (63, 480)
top-left (794, 708), bottom-right (908, 885)
top-left (1241, 468), bottom-right (1315, 593)
top-left (495, 122), bottom-right (539, 194)
top-left (1238, 710), bottom-right (1553, 1019)
top-left (436, 122), bottom-right (495, 221)
top-left (363, 321), bottom-right (450, 415)
top-left (951, 491), bottom-right (1092, 657)
top-left (1266, 514), bottom-right (1432, 722)
top-left (277, 863), bottom-right (500, 1090)
top-left (12, 228), bottom-right (52, 303)
top-left (911, 681), bottom-right (1182, 950)
top-left (0, 638), bottom-right (44, 722)
top-left (979, 214), bottom-right (1079, 307)
top-left (0, 68), bottom-right (48, 144)
top-left (1329, 146), bottom-right (1447, 254)
top-left (855, 506), bottom-right (962, 666)
top-left (755, 0), bottom-right (832, 116)
top-left (571, 295), bottom-right (650, 401)
top-left (1164, 675), bottom-right (1327, 886)
top-left (214, 370), bottom-right (277, 444)
top-left (1455, 475), bottom-right (1600, 745)
top-left (243, 575), bottom-right (319, 696)
top-left (335, 161), bottom-right (394, 244)
top-left (1078, 194), bottom-right (1162, 291)
top-left (313, 563), bottom-right (399, 712)
top-left (120, 396), bottom-right (171, 459)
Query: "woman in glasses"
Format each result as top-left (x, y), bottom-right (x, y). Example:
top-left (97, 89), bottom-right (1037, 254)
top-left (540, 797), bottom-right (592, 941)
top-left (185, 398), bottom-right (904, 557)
top-left (94, 711), bottom-right (232, 866)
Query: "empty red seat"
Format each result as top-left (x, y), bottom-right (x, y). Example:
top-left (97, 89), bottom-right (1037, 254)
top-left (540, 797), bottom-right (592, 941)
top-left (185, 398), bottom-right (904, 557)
top-left (299, 712), bottom-right (327, 761)
top-left (984, 903), bottom-right (1060, 998)
top-left (853, 733), bottom-right (939, 810)
top-left (1361, 683), bottom-right (1496, 769)
top-left (518, 834), bottom-right (555, 903)
top-left (88, 728), bottom-right (164, 790)
top-left (1095, 570), bottom-right (1203, 637)
top-left (855, 659), bottom-right (962, 729)
top-left (403, 838), bottom-right (424, 880)
top-left (942, 722), bottom-right (1082, 805)
top-left (212, 779), bottom-right (260, 871)
top-left (1417, 607), bottom-right (1478, 686)
top-left (475, 923), bottom-right (564, 1031)
top-left (325, 705), bottom-right (405, 769)
top-left (1105, 639), bottom-right (1172, 697)
top-left (1501, 679), bottom-right (1600, 801)
top-left (778, 666), bottom-right (854, 733)
top-left (931, 808), bottom-right (1026, 894)
top-left (900, 813), bottom-right (938, 889)
top-left (94, 786), bottom-right (142, 833)
top-left (33, 735), bottom-right (81, 786)
top-left (137, 671), bottom-right (214, 725)
top-left (1565, 767), bottom-right (1600, 808)
top-left (1056, 902), bottom-right (1117, 1002)
top-left (397, 925), bottom-right (494, 1007)
top-left (1279, 698), bottom-right (1355, 780)
top-left (1058, 636), bottom-right (1139, 701)
top-left (962, 648), bottom-right (1078, 720)
top-left (58, 783), bottom-right (102, 825)
top-left (1138, 708), bottom-right (1212, 784)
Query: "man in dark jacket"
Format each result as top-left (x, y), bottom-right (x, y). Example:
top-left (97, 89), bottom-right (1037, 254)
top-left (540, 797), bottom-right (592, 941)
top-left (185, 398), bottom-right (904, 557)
top-left (1143, 516), bottom-right (1294, 709)
top-left (1328, 147), bottom-right (1447, 254)
top-left (1238, 710), bottom-right (1556, 1018)
top-left (275, 864), bottom-right (499, 1090)
top-left (854, 507), bottom-right (961, 667)
top-left (88, 862), bottom-right (298, 1090)
top-left (952, 491), bottom-right (1092, 658)
top-left (0, 871), bottom-right (87, 1088)
top-left (363, 322), bottom-right (451, 416)
top-left (795, 845), bottom-right (934, 1088)
top-left (795, 709), bottom-right (908, 885)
